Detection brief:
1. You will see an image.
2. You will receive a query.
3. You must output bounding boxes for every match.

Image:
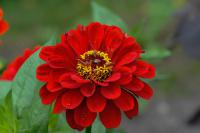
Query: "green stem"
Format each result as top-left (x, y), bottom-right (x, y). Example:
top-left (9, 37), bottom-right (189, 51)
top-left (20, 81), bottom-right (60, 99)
top-left (85, 126), bottom-right (92, 133)
top-left (106, 129), bottom-right (113, 133)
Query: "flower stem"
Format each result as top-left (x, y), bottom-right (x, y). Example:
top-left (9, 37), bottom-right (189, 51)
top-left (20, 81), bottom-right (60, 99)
top-left (106, 129), bottom-right (113, 133)
top-left (85, 126), bottom-right (92, 133)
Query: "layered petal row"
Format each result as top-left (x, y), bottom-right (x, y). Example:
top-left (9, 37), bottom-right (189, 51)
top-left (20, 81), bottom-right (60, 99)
top-left (36, 22), bottom-right (156, 130)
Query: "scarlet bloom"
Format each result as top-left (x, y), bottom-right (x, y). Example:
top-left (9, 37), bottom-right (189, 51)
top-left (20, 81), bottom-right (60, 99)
top-left (36, 22), bottom-right (155, 130)
top-left (0, 7), bottom-right (9, 36)
top-left (1, 46), bottom-right (40, 80)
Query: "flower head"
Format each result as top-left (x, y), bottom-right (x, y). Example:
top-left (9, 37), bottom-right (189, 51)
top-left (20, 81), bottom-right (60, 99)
top-left (36, 22), bottom-right (155, 130)
top-left (1, 46), bottom-right (40, 80)
top-left (0, 7), bottom-right (9, 36)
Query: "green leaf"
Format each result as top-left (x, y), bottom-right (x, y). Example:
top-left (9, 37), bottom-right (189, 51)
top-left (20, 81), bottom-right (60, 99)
top-left (0, 91), bottom-right (17, 133)
top-left (49, 113), bottom-right (73, 133)
top-left (142, 45), bottom-right (171, 60)
top-left (0, 81), bottom-right (12, 101)
top-left (11, 36), bottom-right (57, 133)
top-left (92, 117), bottom-right (105, 133)
top-left (92, 1), bottom-right (128, 32)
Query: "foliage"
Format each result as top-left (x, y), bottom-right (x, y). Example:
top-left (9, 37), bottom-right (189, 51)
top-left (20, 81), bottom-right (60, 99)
top-left (92, 2), bottom-right (128, 32)
top-left (0, 90), bottom-right (17, 133)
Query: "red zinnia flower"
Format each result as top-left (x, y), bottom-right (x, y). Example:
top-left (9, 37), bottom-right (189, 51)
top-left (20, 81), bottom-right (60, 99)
top-left (0, 7), bottom-right (9, 36)
top-left (1, 46), bottom-right (40, 80)
top-left (36, 22), bottom-right (155, 130)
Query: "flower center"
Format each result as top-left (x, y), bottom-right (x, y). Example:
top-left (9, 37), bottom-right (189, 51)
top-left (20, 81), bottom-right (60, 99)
top-left (76, 50), bottom-right (113, 82)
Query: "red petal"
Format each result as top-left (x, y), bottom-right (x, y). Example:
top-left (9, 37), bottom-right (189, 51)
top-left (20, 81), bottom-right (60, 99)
top-left (61, 90), bottom-right (84, 109)
top-left (99, 101), bottom-right (121, 128)
top-left (140, 64), bottom-right (156, 78)
top-left (114, 91), bottom-right (135, 111)
top-left (53, 96), bottom-right (65, 114)
top-left (80, 83), bottom-right (96, 97)
top-left (134, 60), bottom-right (156, 78)
top-left (101, 85), bottom-right (121, 99)
top-left (47, 55), bottom-right (67, 68)
top-left (105, 26), bottom-right (124, 55)
top-left (134, 61), bottom-right (149, 75)
top-left (112, 36), bottom-right (142, 64)
top-left (67, 25), bottom-right (88, 55)
top-left (67, 30), bottom-right (83, 55)
top-left (124, 77), bottom-right (144, 92)
top-left (59, 42), bottom-right (77, 68)
top-left (117, 67), bottom-right (132, 85)
top-left (74, 102), bottom-right (97, 127)
top-left (125, 97), bottom-right (138, 119)
top-left (105, 73), bottom-right (121, 82)
top-left (66, 110), bottom-right (84, 131)
top-left (0, 20), bottom-right (9, 35)
top-left (50, 69), bottom-right (66, 81)
top-left (39, 46), bottom-right (54, 61)
top-left (93, 80), bottom-right (109, 87)
top-left (59, 73), bottom-right (81, 89)
top-left (86, 90), bottom-right (106, 112)
top-left (87, 22), bottom-right (104, 50)
top-left (115, 52), bottom-right (137, 69)
top-left (134, 83), bottom-right (153, 100)
top-left (0, 8), bottom-right (3, 18)
top-left (71, 74), bottom-right (90, 84)
top-left (123, 37), bottom-right (142, 57)
top-left (47, 81), bottom-right (62, 92)
top-left (39, 85), bottom-right (59, 104)
top-left (36, 64), bottom-right (51, 82)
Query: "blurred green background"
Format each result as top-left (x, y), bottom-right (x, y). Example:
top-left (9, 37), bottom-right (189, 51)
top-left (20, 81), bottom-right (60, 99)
top-left (0, 0), bottom-right (184, 60)
top-left (1, 0), bottom-right (200, 133)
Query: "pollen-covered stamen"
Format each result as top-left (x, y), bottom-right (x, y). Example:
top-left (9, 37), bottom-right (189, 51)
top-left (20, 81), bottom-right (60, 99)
top-left (76, 50), bottom-right (113, 82)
